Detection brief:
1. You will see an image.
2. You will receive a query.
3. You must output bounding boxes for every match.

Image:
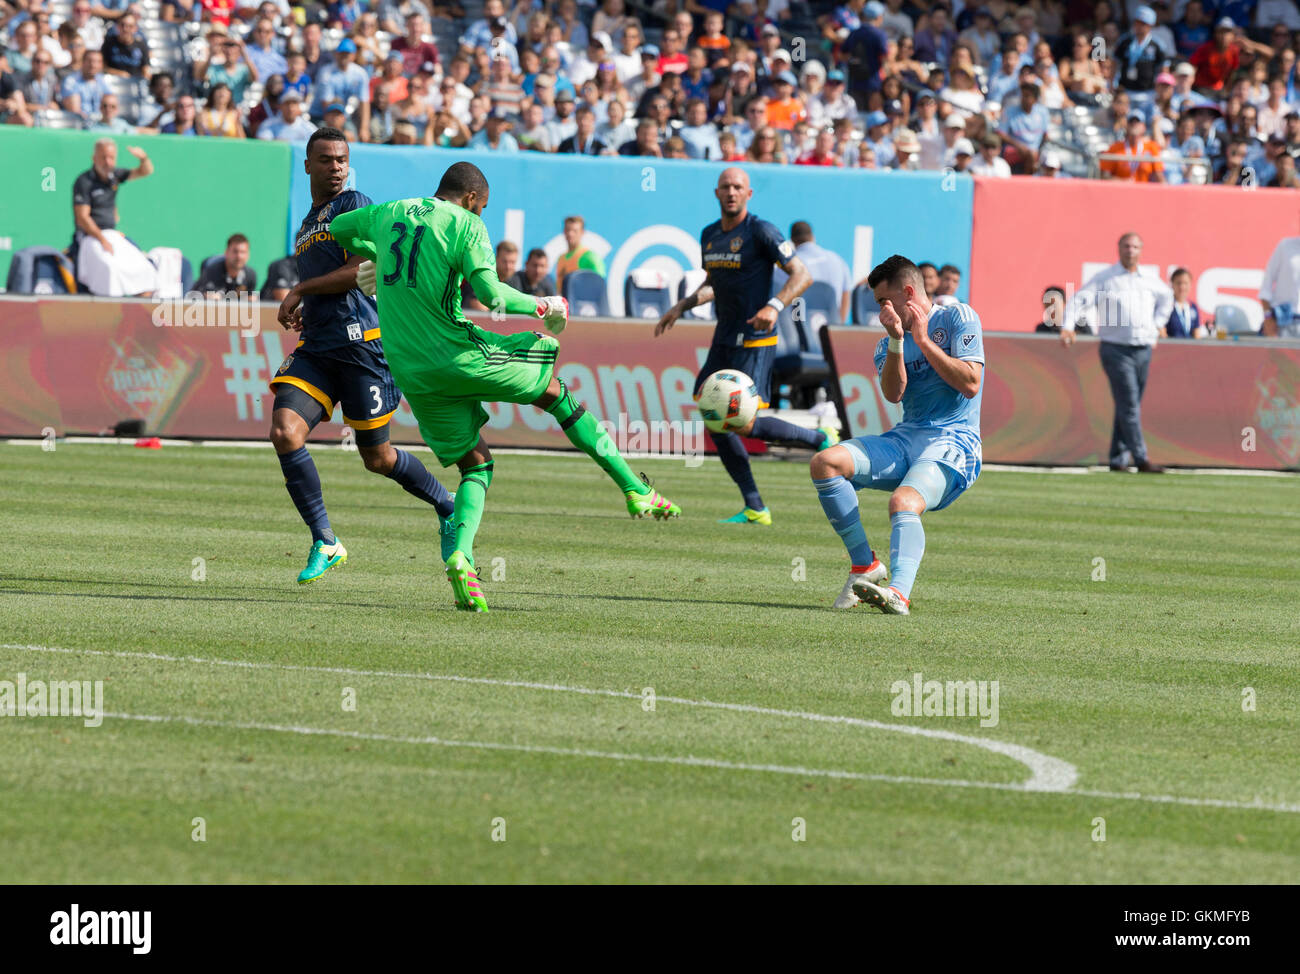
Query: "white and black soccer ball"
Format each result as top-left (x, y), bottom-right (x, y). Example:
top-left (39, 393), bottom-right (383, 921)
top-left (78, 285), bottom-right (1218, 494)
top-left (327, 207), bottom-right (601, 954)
top-left (696, 370), bottom-right (760, 434)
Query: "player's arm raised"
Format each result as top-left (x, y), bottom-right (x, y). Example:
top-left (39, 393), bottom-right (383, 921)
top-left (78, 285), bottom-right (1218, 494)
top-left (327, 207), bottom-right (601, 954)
top-left (748, 255), bottom-right (812, 333)
top-left (656, 272), bottom-right (713, 337)
top-left (908, 301), bottom-right (982, 399)
top-left (878, 299), bottom-right (908, 403)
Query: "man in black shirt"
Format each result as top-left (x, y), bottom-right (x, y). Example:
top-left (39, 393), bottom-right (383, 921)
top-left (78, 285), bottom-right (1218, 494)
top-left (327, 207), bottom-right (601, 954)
top-left (507, 248), bottom-right (555, 298)
top-left (261, 255), bottom-right (299, 302)
top-left (196, 234), bottom-right (259, 296)
top-left (556, 105), bottom-right (607, 155)
top-left (71, 137), bottom-right (156, 295)
top-left (102, 13), bottom-right (151, 79)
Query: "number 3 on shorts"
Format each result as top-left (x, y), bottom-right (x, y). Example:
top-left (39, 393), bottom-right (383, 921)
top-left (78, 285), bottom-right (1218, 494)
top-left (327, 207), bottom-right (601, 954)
top-left (370, 384), bottom-right (382, 414)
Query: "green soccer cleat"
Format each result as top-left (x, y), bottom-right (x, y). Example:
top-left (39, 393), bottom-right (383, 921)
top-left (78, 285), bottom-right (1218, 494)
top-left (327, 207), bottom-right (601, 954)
top-left (297, 538), bottom-right (347, 584)
top-left (720, 507), bottom-right (772, 525)
top-left (817, 425), bottom-right (841, 451)
top-left (445, 550), bottom-right (488, 612)
top-left (626, 473), bottom-right (681, 519)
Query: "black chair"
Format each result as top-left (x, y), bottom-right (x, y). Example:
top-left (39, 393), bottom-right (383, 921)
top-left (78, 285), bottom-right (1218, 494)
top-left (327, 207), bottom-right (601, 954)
top-left (562, 269), bottom-right (610, 317)
top-left (5, 246), bottom-right (75, 294)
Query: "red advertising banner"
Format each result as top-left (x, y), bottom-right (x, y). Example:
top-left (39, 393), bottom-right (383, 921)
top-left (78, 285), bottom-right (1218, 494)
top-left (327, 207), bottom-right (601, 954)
top-left (823, 326), bottom-right (1300, 470)
top-left (0, 298), bottom-right (722, 453)
top-left (968, 177), bottom-right (1299, 333)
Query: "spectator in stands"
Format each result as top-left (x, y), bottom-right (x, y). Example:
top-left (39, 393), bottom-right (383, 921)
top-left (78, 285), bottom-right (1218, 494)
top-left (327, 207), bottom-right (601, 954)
top-left (245, 18), bottom-right (288, 81)
top-left (283, 52), bottom-right (313, 103)
top-left (1256, 74), bottom-right (1290, 137)
top-left (677, 97), bottom-right (720, 159)
top-left (1037, 147), bottom-right (1069, 177)
top-left (862, 109), bottom-right (896, 166)
top-left (555, 214), bottom-right (605, 293)
top-left (656, 27), bottom-right (687, 76)
top-left (462, 0), bottom-right (518, 55)
top-left (197, 233), bottom-right (258, 296)
top-left (1059, 31), bottom-right (1107, 106)
top-left (891, 127), bottom-right (921, 169)
top-left (1101, 111), bottom-right (1164, 181)
top-left (591, 0), bottom-right (630, 48)
top-left (941, 112), bottom-right (968, 165)
top-left (795, 125), bottom-right (841, 166)
top-left (492, 239), bottom-right (519, 287)
top-left (940, 65), bottom-right (985, 120)
top-left (87, 92), bottom-right (133, 132)
top-left (1062, 231), bottom-right (1170, 472)
top-left (7, 21), bottom-right (41, 76)
top-left (198, 29), bottom-right (256, 104)
top-left (938, 264), bottom-right (961, 299)
top-left (1113, 6), bottom-right (1172, 103)
top-left (161, 93), bottom-right (197, 135)
top-left (137, 72), bottom-right (175, 129)
top-left (469, 106), bottom-right (519, 150)
top-left (1268, 145), bottom-right (1300, 186)
top-left (557, 103), bottom-right (607, 154)
top-left (844, 1), bottom-right (888, 110)
top-left (959, 7), bottom-right (999, 66)
top-left (508, 247), bottom-right (555, 297)
top-left (764, 70), bottom-right (805, 130)
top-left (611, 21), bottom-right (643, 84)
top-left (999, 77), bottom-right (1051, 173)
top-left (367, 83), bottom-right (399, 143)
top-left (1035, 285), bottom-right (1071, 333)
top-left (261, 253), bottom-right (298, 303)
top-left (245, 73), bottom-right (284, 136)
top-left (68, 2), bottom-right (106, 52)
top-left (663, 135), bottom-right (690, 159)
top-left (1174, 0), bottom-right (1211, 59)
top-left (810, 68), bottom-right (855, 124)
top-left (916, 261), bottom-right (940, 298)
top-left (1191, 18), bottom-right (1246, 92)
top-left (1162, 267), bottom-right (1204, 338)
top-left (772, 220), bottom-right (852, 321)
top-left (716, 129), bottom-right (742, 161)
top-left (970, 132), bottom-right (1012, 175)
top-left (198, 83), bottom-right (245, 138)
top-left (430, 109), bottom-right (470, 147)
top-left (679, 47), bottom-right (712, 103)
top-left (62, 50), bottom-right (112, 122)
top-left (21, 50), bottom-right (58, 113)
top-left (914, 3), bottom-right (957, 64)
top-left (616, 115), bottom-right (659, 156)
top-left (1259, 234), bottom-right (1300, 336)
top-left (1216, 137), bottom-right (1251, 183)
top-left (299, 22), bottom-right (325, 80)
top-left (390, 13), bottom-right (438, 80)
top-left (628, 45), bottom-right (663, 105)
top-left (71, 138), bottom-right (155, 296)
top-left (515, 100), bottom-right (551, 151)
top-left (594, 92), bottom-right (632, 145)
top-left (315, 39), bottom-right (371, 139)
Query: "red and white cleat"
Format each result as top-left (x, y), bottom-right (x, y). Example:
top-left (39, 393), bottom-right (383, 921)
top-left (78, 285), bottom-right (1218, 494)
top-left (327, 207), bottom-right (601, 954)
top-left (833, 556), bottom-right (889, 609)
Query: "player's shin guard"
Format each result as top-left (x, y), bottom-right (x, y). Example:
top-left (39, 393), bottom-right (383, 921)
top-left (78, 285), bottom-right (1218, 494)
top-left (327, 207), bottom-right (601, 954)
top-left (545, 379), bottom-right (644, 494)
top-left (452, 461), bottom-right (493, 564)
top-left (710, 430), bottom-right (763, 510)
top-left (813, 476), bottom-right (874, 566)
top-left (278, 446), bottom-right (334, 544)
top-left (388, 448), bottom-right (455, 518)
top-left (751, 415), bottom-right (823, 449)
top-left (889, 511), bottom-right (925, 600)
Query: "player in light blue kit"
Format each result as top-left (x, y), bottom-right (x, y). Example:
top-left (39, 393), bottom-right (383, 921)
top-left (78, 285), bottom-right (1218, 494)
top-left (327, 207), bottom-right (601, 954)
top-left (809, 255), bottom-right (985, 615)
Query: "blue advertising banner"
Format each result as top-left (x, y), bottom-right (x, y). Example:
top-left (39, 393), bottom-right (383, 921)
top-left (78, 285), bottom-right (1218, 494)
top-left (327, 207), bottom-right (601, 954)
top-left (286, 146), bottom-right (973, 316)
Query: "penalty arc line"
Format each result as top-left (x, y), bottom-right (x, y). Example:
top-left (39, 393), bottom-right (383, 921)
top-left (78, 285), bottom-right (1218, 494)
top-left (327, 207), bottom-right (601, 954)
top-left (6, 642), bottom-right (1300, 812)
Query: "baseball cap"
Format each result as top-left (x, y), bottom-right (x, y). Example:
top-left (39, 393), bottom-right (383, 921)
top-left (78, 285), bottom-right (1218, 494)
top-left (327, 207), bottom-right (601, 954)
top-left (1041, 149), bottom-right (1062, 169)
top-left (761, 24), bottom-right (780, 37)
top-left (419, 60), bottom-right (437, 74)
top-left (1216, 16), bottom-right (1235, 29)
top-left (776, 70), bottom-right (797, 86)
top-left (1268, 132), bottom-right (1287, 145)
top-left (1134, 5), bottom-right (1156, 25)
top-left (1155, 71), bottom-right (1176, 85)
top-left (1174, 62), bottom-right (1195, 76)
top-left (885, 98), bottom-right (904, 114)
top-left (489, 106), bottom-right (511, 120)
top-left (772, 49), bottom-right (792, 63)
top-left (641, 44), bottom-right (660, 58)
top-left (325, 102), bottom-right (346, 114)
top-left (944, 113), bottom-right (966, 128)
top-left (591, 30), bottom-right (613, 52)
top-left (864, 1), bottom-right (885, 18)
top-left (918, 90), bottom-right (936, 102)
top-left (336, 38), bottom-right (357, 53)
top-left (827, 69), bottom-right (845, 83)
top-left (556, 88), bottom-right (575, 101)
top-left (280, 90), bottom-right (303, 102)
top-left (893, 128), bottom-right (920, 151)
top-left (981, 133), bottom-right (1001, 148)
top-left (490, 15), bottom-right (507, 29)
top-left (865, 110), bottom-right (888, 128)
top-left (387, 50), bottom-right (405, 62)
top-left (731, 61), bottom-right (752, 74)
top-left (1127, 110), bottom-right (1146, 123)
top-left (954, 137), bottom-right (974, 155)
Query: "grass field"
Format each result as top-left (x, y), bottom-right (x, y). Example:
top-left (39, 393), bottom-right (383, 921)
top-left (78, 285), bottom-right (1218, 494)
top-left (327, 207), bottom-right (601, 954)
top-left (1, 441), bottom-right (1298, 883)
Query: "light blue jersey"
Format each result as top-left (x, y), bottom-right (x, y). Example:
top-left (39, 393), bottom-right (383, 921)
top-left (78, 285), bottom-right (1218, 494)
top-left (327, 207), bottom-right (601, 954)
top-left (842, 302), bottom-right (986, 511)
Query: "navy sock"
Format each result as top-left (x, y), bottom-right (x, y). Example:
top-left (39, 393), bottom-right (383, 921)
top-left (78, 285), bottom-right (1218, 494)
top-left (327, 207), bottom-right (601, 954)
top-left (279, 446), bottom-right (334, 544)
top-left (751, 415), bottom-right (824, 449)
top-left (388, 448), bottom-right (455, 518)
top-left (710, 430), bottom-right (763, 510)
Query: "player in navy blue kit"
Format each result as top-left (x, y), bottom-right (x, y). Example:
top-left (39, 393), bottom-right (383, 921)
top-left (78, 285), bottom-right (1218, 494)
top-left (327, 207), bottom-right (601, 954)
top-left (810, 255), bottom-right (985, 615)
top-left (270, 127), bottom-right (455, 584)
top-left (654, 167), bottom-right (836, 525)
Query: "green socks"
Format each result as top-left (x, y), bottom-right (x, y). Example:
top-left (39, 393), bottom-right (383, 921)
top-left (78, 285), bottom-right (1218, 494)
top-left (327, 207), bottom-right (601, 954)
top-left (545, 381), bottom-right (646, 495)
top-left (453, 461), bottom-right (493, 564)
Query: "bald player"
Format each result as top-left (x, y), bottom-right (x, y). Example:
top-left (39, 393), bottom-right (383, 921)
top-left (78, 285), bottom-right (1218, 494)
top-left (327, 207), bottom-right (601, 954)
top-left (654, 167), bottom-right (837, 525)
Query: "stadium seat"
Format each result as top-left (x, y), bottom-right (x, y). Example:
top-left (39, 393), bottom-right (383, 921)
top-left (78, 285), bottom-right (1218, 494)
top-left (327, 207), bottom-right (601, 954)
top-left (678, 269), bottom-right (713, 319)
top-left (851, 282), bottom-right (880, 325)
top-left (34, 109), bottom-right (84, 130)
top-left (623, 268), bottom-right (672, 319)
top-left (792, 282), bottom-right (840, 351)
top-left (180, 256), bottom-right (193, 294)
top-left (1214, 304), bottom-right (1257, 336)
top-left (773, 301), bottom-right (831, 409)
top-left (561, 269), bottom-right (609, 317)
top-left (6, 246), bottom-right (75, 295)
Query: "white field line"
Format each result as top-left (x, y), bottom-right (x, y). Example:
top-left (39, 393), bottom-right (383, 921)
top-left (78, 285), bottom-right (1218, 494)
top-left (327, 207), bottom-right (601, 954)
top-left (5, 438), bottom-right (1297, 476)
top-left (9, 643), bottom-right (1300, 813)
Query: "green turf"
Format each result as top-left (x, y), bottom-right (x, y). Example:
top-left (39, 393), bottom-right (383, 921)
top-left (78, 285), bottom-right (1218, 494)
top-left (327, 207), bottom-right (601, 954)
top-left (1, 442), bottom-right (1298, 883)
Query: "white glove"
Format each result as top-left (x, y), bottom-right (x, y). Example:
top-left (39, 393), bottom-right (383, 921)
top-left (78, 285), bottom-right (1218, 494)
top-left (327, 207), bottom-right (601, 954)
top-left (356, 259), bottom-right (377, 296)
top-left (536, 295), bottom-right (568, 335)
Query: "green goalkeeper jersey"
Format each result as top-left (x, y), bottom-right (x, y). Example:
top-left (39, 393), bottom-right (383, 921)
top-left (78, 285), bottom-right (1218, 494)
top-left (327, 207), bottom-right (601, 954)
top-left (328, 197), bottom-right (540, 391)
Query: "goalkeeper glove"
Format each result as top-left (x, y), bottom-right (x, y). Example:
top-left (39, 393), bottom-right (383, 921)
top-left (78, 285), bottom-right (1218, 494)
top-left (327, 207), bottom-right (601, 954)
top-left (535, 295), bottom-right (568, 335)
top-left (356, 259), bottom-right (377, 296)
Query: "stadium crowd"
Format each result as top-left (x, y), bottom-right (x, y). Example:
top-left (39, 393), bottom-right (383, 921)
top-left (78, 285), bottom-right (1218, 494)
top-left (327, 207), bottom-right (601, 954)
top-left (3, 0), bottom-right (1300, 183)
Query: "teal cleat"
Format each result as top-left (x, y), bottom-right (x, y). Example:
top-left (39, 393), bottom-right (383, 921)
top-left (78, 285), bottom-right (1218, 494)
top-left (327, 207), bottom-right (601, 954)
top-left (297, 538), bottom-right (347, 584)
top-left (439, 513), bottom-right (457, 562)
top-left (719, 507), bottom-right (772, 525)
top-left (817, 426), bottom-right (841, 451)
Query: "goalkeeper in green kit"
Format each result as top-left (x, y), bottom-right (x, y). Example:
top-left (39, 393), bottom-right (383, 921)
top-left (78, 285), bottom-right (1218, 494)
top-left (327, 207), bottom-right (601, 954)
top-left (329, 161), bottom-right (680, 613)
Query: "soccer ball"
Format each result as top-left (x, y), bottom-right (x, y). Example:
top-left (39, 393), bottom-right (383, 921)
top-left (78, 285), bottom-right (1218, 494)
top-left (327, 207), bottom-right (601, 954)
top-left (696, 370), bottom-right (760, 433)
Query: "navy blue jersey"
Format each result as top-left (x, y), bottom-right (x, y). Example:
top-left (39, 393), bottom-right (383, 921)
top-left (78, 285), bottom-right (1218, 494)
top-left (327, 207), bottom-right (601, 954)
top-left (700, 213), bottom-right (796, 348)
top-left (294, 189), bottom-right (380, 353)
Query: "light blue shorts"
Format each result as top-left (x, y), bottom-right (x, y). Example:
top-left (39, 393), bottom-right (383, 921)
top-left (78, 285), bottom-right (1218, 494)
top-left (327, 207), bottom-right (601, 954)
top-left (840, 424), bottom-right (982, 511)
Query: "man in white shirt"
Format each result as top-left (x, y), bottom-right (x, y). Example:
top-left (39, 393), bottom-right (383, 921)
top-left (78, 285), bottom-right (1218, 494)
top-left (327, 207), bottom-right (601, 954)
top-left (1062, 232), bottom-right (1173, 472)
top-left (1258, 235), bottom-right (1300, 337)
top-left (969, 134), bottom-right (1012, 176)
top-left (772, 221), bottom-right (853, 321)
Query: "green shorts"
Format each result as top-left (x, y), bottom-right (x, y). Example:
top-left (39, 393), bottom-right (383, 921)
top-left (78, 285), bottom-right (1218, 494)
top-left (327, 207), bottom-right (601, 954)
top-left (399, 329), bottom-right (560, 466)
